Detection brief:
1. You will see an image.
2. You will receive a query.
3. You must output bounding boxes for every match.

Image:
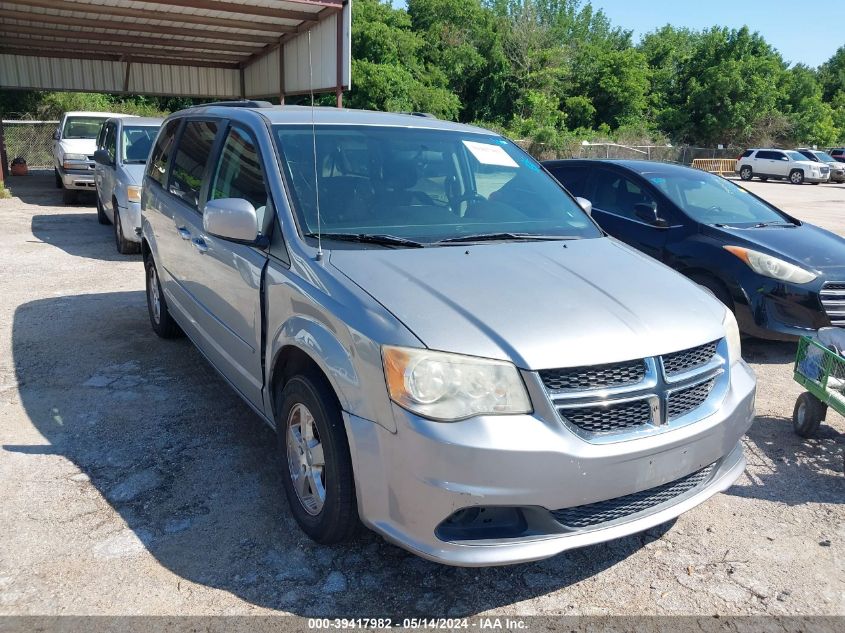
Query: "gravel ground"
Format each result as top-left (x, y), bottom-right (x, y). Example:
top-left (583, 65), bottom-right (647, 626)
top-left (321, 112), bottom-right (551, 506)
top-left (0, 173), bottom-right (842, 617)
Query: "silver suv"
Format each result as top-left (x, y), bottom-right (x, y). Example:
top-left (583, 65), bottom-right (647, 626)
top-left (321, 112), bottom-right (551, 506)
top-left (141, 103), bottom-right (756, 566)
top-left (736, 148), bottom-right (830, 184)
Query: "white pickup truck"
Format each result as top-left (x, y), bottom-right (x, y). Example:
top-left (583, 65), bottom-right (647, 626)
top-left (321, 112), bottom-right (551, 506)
top-left (53, 111), bottom-right (129, 204)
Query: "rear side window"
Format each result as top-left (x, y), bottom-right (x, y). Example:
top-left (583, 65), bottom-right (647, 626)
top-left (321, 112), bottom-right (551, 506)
top-left (147, 119), bottom-right (181, 187)
top-left (547, 164), bottom-right (589, 197)
top-left (169, 120), bottom-right (219, 209)
top-left (740, 149), bottom-right (753, 158)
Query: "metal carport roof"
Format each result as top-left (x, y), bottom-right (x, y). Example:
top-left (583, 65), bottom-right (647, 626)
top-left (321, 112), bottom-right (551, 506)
top-left (0, 0), bottom-right (351, 102)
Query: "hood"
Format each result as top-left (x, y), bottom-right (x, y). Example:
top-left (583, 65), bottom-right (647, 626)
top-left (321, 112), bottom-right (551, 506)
top-left (330, 238), bottom-right (726, 370)
top-left (703, 223), bottom-right (845, 274)
top-left (60, 138), bottom-right (97, 155)
top-left (122, 163), bottom-right (146, 185)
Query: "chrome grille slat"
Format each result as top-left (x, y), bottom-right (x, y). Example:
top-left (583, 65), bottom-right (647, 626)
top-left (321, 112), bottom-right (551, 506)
top-left (821, 282), bottom-right (845, 325)
top-left (539, 359), bottom-right (646, 391)
top-left (551, 462), bottom-right (717, 529)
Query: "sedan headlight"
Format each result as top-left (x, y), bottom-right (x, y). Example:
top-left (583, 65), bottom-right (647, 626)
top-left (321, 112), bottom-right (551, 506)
top-left (722, 308), bottom-right (742, 366)
top-left (724, 246), bottom-right (816, 284)
top-left (382, 346), bottom-right (532, 421)
top-left (126, 185), bottom-right (142, 203)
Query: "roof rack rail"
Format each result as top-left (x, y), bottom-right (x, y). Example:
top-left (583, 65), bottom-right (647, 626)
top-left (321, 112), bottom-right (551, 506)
top-left (404, 112), bottom-right (437, 119)
top-left (202, 100), bottom-right (274, 108)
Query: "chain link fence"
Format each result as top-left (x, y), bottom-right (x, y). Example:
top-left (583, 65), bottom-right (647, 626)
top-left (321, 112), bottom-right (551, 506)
top-left (2, 120), bottom-right (59, 169)
top-left (516, 140), bottom-right (744, 165)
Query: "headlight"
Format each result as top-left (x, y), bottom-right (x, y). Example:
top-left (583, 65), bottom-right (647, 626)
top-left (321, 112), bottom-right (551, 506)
top-left (724, 246), bottom-right (816, 284)
top-left (63, 153), bottom-right (86, 161)
top-left (382, 346), bottom-right (532, 421)
top-left (126, 185), bottom-right (142, 203)
top-left (722, 308), bottom-right (742, 366)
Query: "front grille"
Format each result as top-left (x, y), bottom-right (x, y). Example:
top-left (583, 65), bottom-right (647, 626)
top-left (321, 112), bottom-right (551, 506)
top-left (539, 359), bottom-right (646, 391)
top-left (551, 462), bottom-right (717, 529)
top-left (559, 399), bottom-right (652, 434)
top-left (661, 341), bottom-right (717, 377)
top-left (667, 379), bottom-right (714, 420)
top-left (821, 282), bottom-right (845, 326)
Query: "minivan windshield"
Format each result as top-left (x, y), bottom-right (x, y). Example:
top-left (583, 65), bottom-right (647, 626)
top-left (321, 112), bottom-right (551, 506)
top-left (121, 126), bottom-right (159, 163)
top-left (647, 169), bottom-right (790, 226)
top-left (273, 125), bottom-right (600, 244)
top-left (62, 116), bottom-right (108, 140)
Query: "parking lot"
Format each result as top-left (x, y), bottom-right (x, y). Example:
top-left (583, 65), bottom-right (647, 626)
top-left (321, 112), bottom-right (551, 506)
top-left (0, 172), bottom-right (842, 616)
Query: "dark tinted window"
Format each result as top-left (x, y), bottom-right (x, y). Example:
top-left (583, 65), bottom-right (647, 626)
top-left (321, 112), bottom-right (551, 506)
top-left (209, 126), bottom-right (270, 225)
top-left (547, 164), bottom-right (590, 197)
top-left (740, 149), bottom-right (753, 158)
top-left (797, 150), bottom-right (816, 162)
top-left (832, 149), bottom-right (844, 157)
top-left (592, 170), bottom-right (656, 220)
top-left (103, 123), bottom-right (117, 163)
top-left (169, 120), bottom-right (219, 208)
top-left (146, 119), bottom-right (181, 187)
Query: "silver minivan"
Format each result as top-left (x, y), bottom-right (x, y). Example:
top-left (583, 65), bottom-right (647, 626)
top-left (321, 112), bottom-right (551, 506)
top-left (94, 117), bottom-right (163, 254)
top-left (141, 103), bottom-right (756, 566)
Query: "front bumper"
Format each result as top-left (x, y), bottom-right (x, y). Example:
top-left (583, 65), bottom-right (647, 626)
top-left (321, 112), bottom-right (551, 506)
top-left (60, 167), bottom-right (96, 191)
top-left (732, 276), bottom-right (834, 340)
top-left (345, 360), bottom-right (755, 566)
top-left (117, 201), bottom-right (142, 244)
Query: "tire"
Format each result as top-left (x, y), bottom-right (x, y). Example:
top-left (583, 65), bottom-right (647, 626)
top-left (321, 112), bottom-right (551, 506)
top-left (114, 203), bottom-right (140, 254)
top-left (62, 188), bottom-right (78, 205)
top-left (145, 256), bottom-right (182, 338)
top-left (96, 195), bottom-right (110, 224)
top-left (54, 169), bottom-right (62, 189)
top-left (739, 166), bottom-right (753, 181)
top-left (793, 392), bottom-right (826, 438)
top-left (789, 169), bottom-right (804, 185)
top-left (276, 372), bottom-right (360, 544)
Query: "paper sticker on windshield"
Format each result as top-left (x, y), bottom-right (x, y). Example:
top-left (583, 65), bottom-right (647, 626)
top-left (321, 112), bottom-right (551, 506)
top-left (463, 140), bottom-right (518, 168)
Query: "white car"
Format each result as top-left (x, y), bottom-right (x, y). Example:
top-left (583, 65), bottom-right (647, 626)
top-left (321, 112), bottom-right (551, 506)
top-left (52, 111), bottom-right (133, 204)
top-left (735, 148), bottom-right (830, 185)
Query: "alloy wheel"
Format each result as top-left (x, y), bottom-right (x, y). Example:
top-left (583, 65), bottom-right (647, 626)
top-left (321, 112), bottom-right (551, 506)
top-left (286, 402), bottom-right (326, 515)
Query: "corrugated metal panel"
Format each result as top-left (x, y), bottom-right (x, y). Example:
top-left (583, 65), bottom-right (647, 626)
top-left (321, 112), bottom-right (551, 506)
top-left (0, 54), bottom-right (123, 92)
top-left (245, 2), bottom-right (350, 97)
top-left (129, 62), bottom-right (240, 98)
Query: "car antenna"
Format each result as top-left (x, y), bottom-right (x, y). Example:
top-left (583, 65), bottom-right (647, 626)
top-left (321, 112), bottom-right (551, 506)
top-left (308, 30), bottom-right (324, 262)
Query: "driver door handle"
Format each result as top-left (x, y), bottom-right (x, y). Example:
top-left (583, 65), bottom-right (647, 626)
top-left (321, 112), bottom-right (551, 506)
top-left (192, 237), bottom-right (208, 254)
top-left (176, 226), bottom-right (191, 240)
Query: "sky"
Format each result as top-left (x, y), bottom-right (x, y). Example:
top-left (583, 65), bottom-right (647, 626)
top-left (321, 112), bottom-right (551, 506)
top-left (389, 1), bottom-right (844, 68)
top-left (588, 0), bottom-right (843, 68)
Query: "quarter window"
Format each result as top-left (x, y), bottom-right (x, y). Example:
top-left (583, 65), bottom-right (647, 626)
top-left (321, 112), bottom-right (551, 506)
top-left (103, 123), bottom-right (117, 163)
top-left (146, 119), bottom-right (181, 187)
top-left (169, 120), bottom-right (219, 208)
top-left (209, 126), bottom-right (271, 226)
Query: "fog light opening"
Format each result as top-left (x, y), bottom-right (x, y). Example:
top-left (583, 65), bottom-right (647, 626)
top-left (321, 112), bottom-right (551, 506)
top-left (435, 506), bottom-right (529, 542)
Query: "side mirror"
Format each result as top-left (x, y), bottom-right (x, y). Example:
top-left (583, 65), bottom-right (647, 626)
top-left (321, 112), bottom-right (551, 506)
top-left (634, 202), bottom-right (668, 227)
top-left (53, 129), bottom-right (60, 141)
top-left (575, 197), bottom-right (592, 216)
top-left (93, 149), bottom-right (112, 166)
top-left (203, 198), bottom-right (259, 243)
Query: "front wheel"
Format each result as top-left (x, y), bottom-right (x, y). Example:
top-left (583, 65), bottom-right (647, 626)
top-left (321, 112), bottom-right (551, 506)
top-left (793, 392), bottom-right (826, 438)
top-left (739, 166), bottom-right (753, 181)
top-left (145, 256), bottom-right (182, 338)
top-left (789, 169), bottom-right (805, 185)
top-left (114, 205), bottom-right (140, 254)
top-left (277, 372), bottom-right (360, 544)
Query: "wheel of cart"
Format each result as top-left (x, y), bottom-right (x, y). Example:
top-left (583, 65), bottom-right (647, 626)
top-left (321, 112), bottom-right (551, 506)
top-left (792, 335), bottom-right (845, 437)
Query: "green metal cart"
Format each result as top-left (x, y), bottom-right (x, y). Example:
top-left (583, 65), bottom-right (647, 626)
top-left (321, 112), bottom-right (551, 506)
top-left (792, 335), bottom-right (845, 437)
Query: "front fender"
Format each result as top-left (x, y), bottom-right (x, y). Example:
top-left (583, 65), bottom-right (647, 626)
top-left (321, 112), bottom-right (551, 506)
top-left (270, 316), bottom-right (395, 431)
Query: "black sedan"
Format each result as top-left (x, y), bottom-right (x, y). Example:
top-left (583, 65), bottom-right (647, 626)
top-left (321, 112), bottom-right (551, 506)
top-left (543, 159), bottom-right (845, 340)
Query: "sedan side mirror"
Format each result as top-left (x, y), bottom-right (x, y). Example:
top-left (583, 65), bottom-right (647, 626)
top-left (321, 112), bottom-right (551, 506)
top-left (634, 202), bottom-right (668, 227)
top-left (93, 149), bottom-right (112, 166)
top-left (575, 197), bottom-right (592, 216)
top-left (203, 198), bottom-right (260, 243)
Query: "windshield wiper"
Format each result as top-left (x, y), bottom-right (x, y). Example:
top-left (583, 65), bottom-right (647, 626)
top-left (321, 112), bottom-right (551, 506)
top-left (753, 221), bottom-right (795, 228)
top-left (304, 232), bottom-right (425, 248)
top-left (436, 232), bottom-right (582, 244)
